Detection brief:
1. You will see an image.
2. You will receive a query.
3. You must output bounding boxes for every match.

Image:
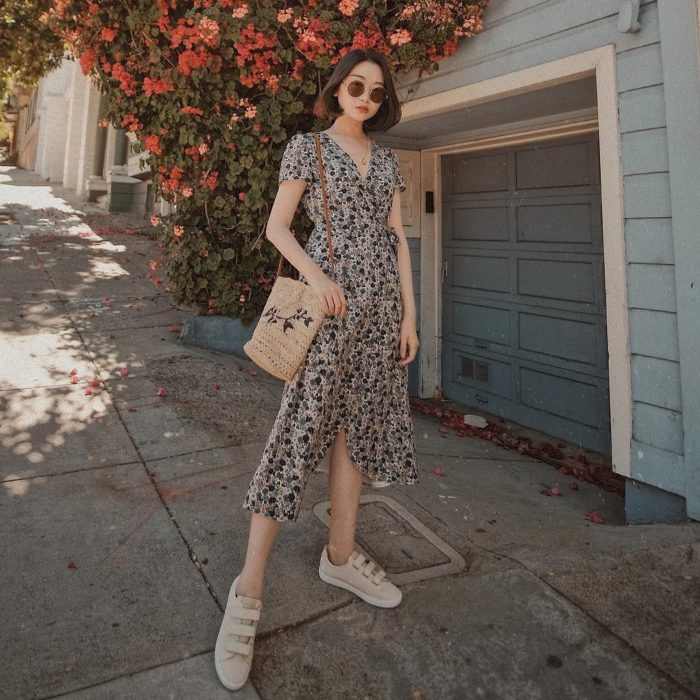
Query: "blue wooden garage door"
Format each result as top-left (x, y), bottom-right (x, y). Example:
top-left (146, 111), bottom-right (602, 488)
top-left (441, 134), bottom-right (611, 454)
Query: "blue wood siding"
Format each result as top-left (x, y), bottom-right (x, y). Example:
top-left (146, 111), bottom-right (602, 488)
top-left (656, 0), bottom-right (700, 515)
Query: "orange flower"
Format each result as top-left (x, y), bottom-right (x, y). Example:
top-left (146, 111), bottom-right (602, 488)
top-left (200, 172), bottom-right (219, 190)
top-left (78, 47), bottom-right (96, 75)
top-left (144, 134), bottom-right (162, 155)
top-left (143, 77), bottom-right (174, 96)
top-left (100, 27), bottom-right (118, 42)
top-left (338, 0), bottom-right (358, 16)
top-left (232, 2), bottom-right (248, 18)
top-left (198, 17), bottom-right (220, 47)
top-left (111, 63), bottom-right (137, 95)
top-left (388, 29), bottom-right (413, 46)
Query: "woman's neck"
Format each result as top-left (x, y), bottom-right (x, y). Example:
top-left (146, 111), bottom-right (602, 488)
top-left (326, 116), bottom-right (368, 142)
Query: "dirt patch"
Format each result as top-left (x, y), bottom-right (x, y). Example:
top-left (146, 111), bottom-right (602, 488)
top-left (146, 353), bottom-right (281, 445)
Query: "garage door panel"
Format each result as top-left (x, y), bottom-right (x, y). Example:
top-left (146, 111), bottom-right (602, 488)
top-left (453, 206), bottom-right (510, 241)
top-left (518, 312), bottom-right (597, 366)
top-left (442, 133), bottom-right (611, 454)
top-left (516, 141), bottom-right (594, 189)
top-left (443, 298), bottom-right (606, 377)
top-left (518, 259), bottom-right (595, 303)
top-left (452, 302), bottom-right (511, 348)
top-left (446, 199), bottom-right (602, 249)
top-left (518, 202), bottom-right (595, 244)
top-left (520, 366), bottom-right (600, 428)
top-left (451, 153), bottom-right (509, 193)
top-left (453, 254), bottom-right (509, 293)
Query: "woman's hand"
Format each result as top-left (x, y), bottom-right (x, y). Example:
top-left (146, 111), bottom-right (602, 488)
top-left (307, 270), bottom-right (347, 319)
top-left (398, 315), bottom-right (419, 366)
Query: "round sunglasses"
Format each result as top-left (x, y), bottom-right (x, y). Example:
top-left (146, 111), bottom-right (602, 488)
top-left (341, 79), bottom-right (388, 104)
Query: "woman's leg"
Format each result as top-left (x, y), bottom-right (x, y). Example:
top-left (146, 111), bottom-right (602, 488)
top-left (235, 512), bottom-right (283, 599)
top-left (327, 426), bottom-right (364, 566)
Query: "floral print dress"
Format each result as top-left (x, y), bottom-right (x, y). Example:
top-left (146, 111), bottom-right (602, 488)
top-left (242, 131), bottom-right (419, 522)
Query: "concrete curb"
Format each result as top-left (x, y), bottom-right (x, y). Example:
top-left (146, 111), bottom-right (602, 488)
top-left (179, 314), bottom-right (257, 358)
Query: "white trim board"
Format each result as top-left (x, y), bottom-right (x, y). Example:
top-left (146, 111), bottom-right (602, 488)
top-left (410, 45), bottom-right (631, 477)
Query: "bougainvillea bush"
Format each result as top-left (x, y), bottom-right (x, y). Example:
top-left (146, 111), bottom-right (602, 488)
top-left (46, 0), bottom-right (488, 322)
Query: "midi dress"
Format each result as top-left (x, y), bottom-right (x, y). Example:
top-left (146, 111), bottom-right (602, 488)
top-left (242, 131), bottom-right (419, 522)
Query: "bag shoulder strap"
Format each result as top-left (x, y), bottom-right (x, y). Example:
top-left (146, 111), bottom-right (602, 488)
top-left (313, 132), bottom-right (336, 278)
top-left (275, 133), bottom-right (335, 280)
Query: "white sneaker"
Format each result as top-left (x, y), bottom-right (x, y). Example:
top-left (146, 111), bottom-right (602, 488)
top-left (362, 475), bottom-right (392, 489)
top-left (319, 546), bottom-right (402, 608)
top-left (214, 575), bottom-right (262, 690)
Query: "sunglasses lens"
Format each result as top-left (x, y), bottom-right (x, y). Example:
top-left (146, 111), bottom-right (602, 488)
top-left (370, 88), bottom-right (387, 104)
top-left (347, 81), bottom-right (365, 97)
top-left (344, 80), bottom-right (387, 104)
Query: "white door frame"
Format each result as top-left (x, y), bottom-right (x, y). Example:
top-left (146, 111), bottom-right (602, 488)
top-left (406, 45), bottom-right (631, 476)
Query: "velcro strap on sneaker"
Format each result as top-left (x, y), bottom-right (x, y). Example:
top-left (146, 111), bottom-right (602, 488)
top-left (348, 550), bottom-right (389, 585)
top-left (227, 622), bottom-right (258, 638)
top-left (228, 606), bottom-right (260, 622)
top-left (225, 639), bottom-right (253, 656)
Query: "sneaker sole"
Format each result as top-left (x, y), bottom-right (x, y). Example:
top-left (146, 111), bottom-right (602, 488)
top-left (318, 566), bottom-right (401, 608)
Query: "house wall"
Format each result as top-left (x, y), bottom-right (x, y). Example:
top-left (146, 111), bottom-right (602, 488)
top-left (655, 0), bottom-right (700, 518)
top-left (393, 0), bottom-right (699, 519)
top-left (35, 62), bottom-right (72, 183)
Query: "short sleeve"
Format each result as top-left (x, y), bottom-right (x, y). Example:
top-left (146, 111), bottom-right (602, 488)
top-left (390, 149), bottom-right (406, 192)
top-left (278, 133), bottom-right (314, 184)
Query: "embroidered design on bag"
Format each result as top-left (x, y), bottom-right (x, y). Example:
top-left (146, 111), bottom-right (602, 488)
top-left (263, 306), bottom-right (315, 333)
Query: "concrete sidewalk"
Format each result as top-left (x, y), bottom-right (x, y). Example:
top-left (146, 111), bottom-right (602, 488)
top-left (1, 165), bottom-right (699, 700)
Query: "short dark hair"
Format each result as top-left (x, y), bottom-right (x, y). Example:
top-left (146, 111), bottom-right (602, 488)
top-left (315, 49), bottom-right (401, 133)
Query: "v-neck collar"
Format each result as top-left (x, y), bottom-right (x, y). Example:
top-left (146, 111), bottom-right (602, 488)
top-left (319, 131), bottom-right (375, 182)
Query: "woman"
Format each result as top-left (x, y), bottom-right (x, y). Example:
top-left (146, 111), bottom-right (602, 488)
top-left (215, 47), bottom-right (420, 691)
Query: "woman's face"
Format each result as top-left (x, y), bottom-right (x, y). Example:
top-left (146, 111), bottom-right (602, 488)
top-left (333, 60), bottom-right (385, 124)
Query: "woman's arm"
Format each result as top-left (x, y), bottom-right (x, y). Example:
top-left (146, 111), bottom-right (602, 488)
top-left (266, 179), bottom-right (347, 318)
top-left (387, 187), bottom-right (419, 366)
top-left (266, 180), bottom-right (325, 283)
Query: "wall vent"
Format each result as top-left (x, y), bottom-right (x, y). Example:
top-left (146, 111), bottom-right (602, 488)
top-left (461, 356), bottom-right (490, 384)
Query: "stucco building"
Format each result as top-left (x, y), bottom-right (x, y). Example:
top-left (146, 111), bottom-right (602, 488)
top-left (8, 59), bottom-right (159, 216)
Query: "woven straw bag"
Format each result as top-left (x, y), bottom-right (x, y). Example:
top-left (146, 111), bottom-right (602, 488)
top-left (243, 133), bottom-right (337, 382)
